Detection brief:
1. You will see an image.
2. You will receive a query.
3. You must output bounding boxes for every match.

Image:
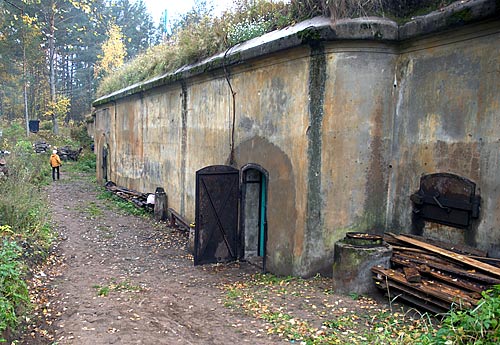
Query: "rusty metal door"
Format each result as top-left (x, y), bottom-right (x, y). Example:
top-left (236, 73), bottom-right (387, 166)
top-left (194, 165), bottom-right (239, 265)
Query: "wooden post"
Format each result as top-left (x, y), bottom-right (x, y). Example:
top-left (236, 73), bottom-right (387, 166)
top-left (154, 187), bottom-right (168, 221)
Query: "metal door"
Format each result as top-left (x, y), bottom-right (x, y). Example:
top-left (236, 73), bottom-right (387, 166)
top-left (194, 165), bottom-right (239, 265)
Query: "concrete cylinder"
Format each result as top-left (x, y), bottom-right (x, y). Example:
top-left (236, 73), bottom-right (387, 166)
top-left (332, 233), bottom-right (392, 295)
top-left (153, 187), bottom-right (168, 221)
top-left (187, 225), bottom-right (195, 255)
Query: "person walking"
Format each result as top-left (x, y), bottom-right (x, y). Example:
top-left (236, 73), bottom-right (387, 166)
top-left (50, 149), bottom-right (62, 181)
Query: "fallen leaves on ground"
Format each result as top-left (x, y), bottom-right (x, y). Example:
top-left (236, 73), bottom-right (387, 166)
top-left (222, 273), bottom-right (439, 344)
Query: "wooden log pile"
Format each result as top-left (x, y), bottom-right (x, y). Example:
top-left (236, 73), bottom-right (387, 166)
top-left (58, 146), bottom-right (82, 161)
top-left (104, 181), bottom-right (152, 211)
top-left (34, 141), bottom-right (50, 153)
top-left (371, 233), bottom-right (500, 314)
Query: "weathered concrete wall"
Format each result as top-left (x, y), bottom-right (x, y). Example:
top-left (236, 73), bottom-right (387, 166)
top-left (92, 0), bottom-right (500, 276)
top-left (386, 21), bottom-right (500, 256)
top-left (231, 48), bottom-right (311, 275)
top-left (317, 43), bottom-right (397, 276)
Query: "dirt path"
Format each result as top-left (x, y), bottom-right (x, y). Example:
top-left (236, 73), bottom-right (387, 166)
top-left (25, 172), bottom-right (282, 344)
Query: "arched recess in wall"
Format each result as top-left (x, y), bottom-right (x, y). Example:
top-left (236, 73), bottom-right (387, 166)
top-left (98, 132), bottom-right (110, 183)
top-left (240, 164), bottom-right (269, 272)
top-left (234, 136), bottom-right (297, 276)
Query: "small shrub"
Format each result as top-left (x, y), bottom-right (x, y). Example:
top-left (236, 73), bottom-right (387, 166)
top-left (39, 121), bottom-right (53, 131)
top-left (420, 285), bottom-right (500, 344)
top-left (0, 241), bottom-right (29, 338)
top-left (65, 152), bottom-right (96, 174)
top-left (0, 151), bottom-right (52, 245)
top-left (227, 17), bottom-right (270, 45)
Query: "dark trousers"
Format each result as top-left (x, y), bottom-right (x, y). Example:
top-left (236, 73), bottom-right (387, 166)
top-left (52, 166), bottom-right (60, 180)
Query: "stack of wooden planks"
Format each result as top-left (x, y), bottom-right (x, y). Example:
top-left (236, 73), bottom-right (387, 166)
top-left (371, 233), bottom-right (500, 314)
top-left (105, 181), bottom-right (152, 210)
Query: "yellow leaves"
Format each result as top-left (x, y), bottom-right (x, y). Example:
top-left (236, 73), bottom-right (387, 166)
top-left (43, 95), bottom-right (71, 119)
top-left (94, 23), bottom-right (127, 78)
top-left (0, 224), bottom-right (14, 237)
top-left (220, 271), bottom-right (439, 344)
top-left (22, 14), bottom-right (37, 26)
top-left (69, 0), bottom-right (92, 14)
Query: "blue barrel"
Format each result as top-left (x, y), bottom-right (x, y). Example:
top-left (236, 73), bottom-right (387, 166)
top-left (29, 120), bottom-right (40, 133)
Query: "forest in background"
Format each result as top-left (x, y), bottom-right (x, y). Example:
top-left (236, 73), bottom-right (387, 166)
top-left (0, 0), bottom-right (455, 135)
top-left (1, 1), bottom-right (499, 344)
top-left (0, 0), bottom-right (159, 134)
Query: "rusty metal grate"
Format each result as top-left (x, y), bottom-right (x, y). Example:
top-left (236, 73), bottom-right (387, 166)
top-left (410, 173), bottom-right (480, 229)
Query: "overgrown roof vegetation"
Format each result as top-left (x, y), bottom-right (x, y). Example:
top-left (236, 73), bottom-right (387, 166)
top-left (96, 0), bottom-right (456, 97)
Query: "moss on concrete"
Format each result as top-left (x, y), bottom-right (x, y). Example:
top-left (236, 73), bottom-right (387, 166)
top-left (447, 8), bottom-right (474, 25)
top-left (297, 28), bottom-right (321, 44)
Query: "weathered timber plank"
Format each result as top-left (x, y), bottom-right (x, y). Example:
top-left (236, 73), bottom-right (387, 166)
top-left (393, 249), bottom-right (453, 266)
top-left (403, 266), bottom-right (421, 283)
top-left (391, 256), bottom-right (487, 293)
top-left (404, 234), bottom-right (487, 257)
top-left (168, 208), bottom-right (190, 230)
top-left (373, 276), bottom-right (450, 313)
top-left (383, 233), bottom-right (406, 246)
top-left (394, 235), bottom-right (500, 279)
top-left (391, 245), bottom-right (428, 254)
top-left (468, 256), bottom-right (500, 264)
top-left (372, 266), bottom-right (478, 308)
top-left (392, 253), bottom-right (500, 285)
top-left (385, 288), bottom-right (448, 314)
top-left (392, 245), bottom-right (500, 265)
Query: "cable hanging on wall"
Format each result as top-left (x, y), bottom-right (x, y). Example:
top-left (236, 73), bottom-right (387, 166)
top-left (223, 46), bottom-right (237, 166)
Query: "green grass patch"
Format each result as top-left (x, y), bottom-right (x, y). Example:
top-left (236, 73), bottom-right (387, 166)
top-left (85, 201), bottom-right (103, 218)
top-left (93, 279), bottom-right (143, 297)
top-left (64, 152), bottom-right (96, 175)
top-left (97, 190), bottom-right (148, 217)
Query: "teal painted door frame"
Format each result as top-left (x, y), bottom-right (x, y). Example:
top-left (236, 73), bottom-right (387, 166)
top-left (259, 175), bottom-right (267, 257)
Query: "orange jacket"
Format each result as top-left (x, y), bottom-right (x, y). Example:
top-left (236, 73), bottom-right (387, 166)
top-left (50, 154), bottom-right (61, 167)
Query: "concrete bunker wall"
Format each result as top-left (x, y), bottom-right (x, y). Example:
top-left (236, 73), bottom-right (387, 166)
top-left (386, 21), bottom-right (500, 256)
top-left (93, 8), bottom-right (500, 276)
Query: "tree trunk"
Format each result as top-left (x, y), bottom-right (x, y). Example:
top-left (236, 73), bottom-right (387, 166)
top-left (49, 0), bottom-right (59, 134)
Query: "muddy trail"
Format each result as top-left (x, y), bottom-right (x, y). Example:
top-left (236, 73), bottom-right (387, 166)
top-left (22, 172), bottom-right (281, 344)
top-left (19, 171), bottom-right (402, 345)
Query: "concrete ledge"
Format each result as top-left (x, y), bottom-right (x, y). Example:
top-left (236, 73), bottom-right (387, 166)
top-left (93, 0), bottom-right (499, 107)
top-left (399, 0), bottom-right (499, 40)
top-left (327, 17), bottom-right (399, 41)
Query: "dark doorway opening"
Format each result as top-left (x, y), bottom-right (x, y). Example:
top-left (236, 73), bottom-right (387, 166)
top-left (241, 164), bottom-right (268, 272)
top-left (102, 145), bottom-right (109, 182)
